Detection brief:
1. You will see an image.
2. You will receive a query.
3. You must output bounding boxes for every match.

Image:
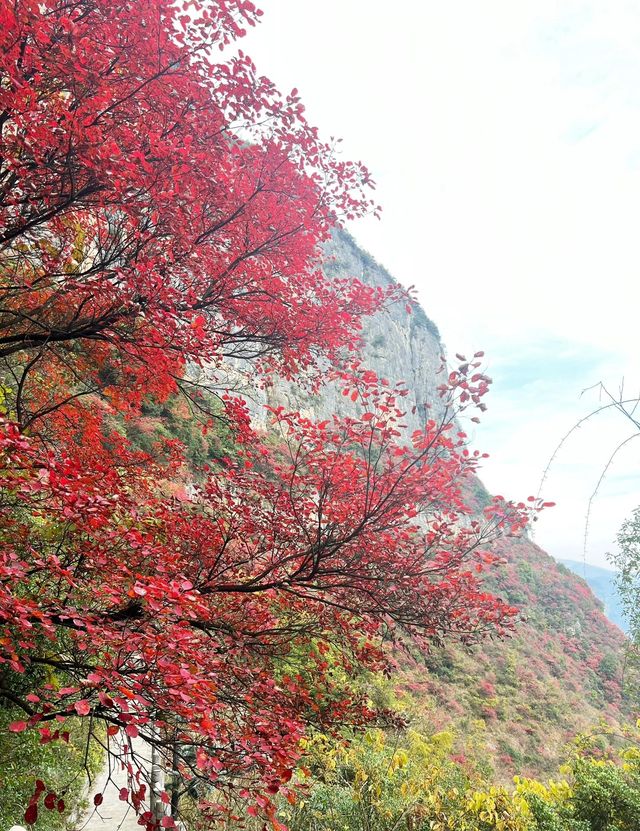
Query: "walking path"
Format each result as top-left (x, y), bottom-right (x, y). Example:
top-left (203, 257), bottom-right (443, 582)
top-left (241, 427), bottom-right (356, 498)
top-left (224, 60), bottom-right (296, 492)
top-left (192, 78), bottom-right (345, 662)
top-left (79, 739), bottom-right (155, 831)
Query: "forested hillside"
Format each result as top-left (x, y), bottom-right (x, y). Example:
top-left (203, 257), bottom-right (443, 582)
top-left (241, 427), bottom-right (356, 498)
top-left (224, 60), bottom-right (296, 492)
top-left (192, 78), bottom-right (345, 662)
top-left (559, 559), bottom-right (628, 633)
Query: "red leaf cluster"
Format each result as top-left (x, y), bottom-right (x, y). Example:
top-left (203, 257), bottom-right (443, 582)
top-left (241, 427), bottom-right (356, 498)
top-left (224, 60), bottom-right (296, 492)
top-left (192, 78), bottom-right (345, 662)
top-left (0, 0), bottom-right (390, 429)
top-left (0, 368), bottom-right (530, 826)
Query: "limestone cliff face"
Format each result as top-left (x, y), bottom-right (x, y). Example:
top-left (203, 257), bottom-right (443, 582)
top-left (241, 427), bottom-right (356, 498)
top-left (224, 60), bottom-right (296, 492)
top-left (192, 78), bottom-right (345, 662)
top-left (241, 228), bottom-right (445, 430)
top-left (260, 229), bottom-right (632, 777)
top-left (230, 228), bottom-right (630, 778)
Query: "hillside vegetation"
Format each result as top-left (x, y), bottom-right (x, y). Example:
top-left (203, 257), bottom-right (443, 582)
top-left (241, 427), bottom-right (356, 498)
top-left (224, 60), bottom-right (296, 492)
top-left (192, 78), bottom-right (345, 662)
top-left (559, 559), bottom-right (628, 633)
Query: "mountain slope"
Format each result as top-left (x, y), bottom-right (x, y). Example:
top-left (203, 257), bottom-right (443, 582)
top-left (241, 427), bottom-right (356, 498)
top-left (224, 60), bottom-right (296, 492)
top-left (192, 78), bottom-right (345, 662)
top-left (411, 534), bottom-right (629, 779)
top-left (299, 229), bottom-right (632, 778)
top-left (558, 558), bottom-right (628, 633)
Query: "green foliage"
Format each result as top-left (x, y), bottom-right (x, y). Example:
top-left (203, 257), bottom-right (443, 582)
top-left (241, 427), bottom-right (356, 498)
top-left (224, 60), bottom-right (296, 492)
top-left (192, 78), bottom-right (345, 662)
top-left (120, 391), bottom-right (239, 471)
top-left (597, 653), bottom-right (618, 681)
top-left (512, 777), bottom-right (575, 831)
top-left (0, 705), bottom-right (103, 830)
top-left (277, 727), bottom-right (534, 831)
top-left (612, 507), bottom-right (640, 644)
top-left (280, 728), bottom-right (478, 831)
top-left (569, 756), bottom-right (640, 830)
top-left (269, 723), bottom-right (640, 831)
top-left (469, 478), bottom-right (493, 511)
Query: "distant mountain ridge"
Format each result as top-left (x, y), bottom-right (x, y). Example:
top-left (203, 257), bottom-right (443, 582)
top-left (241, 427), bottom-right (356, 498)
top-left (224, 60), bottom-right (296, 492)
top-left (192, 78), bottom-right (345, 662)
top-left (558, 558), bottom-right (628, 633)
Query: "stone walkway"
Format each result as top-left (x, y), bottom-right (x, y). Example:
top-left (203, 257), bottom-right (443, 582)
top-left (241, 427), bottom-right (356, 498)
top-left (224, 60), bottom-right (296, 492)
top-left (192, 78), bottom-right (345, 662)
top-left (78, 740), bottom-right (157, 831)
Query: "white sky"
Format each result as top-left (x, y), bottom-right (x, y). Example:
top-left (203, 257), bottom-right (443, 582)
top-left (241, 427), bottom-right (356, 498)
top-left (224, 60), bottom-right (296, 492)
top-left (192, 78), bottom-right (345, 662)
top-left (244, 0), bottom-right (640, 568)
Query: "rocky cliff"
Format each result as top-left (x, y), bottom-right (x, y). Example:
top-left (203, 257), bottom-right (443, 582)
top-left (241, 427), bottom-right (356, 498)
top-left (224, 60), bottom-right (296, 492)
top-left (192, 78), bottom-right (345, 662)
top-left (256, 228), bottom-right (633, 779)
top-left (233, 228), bottom-right (444, 431)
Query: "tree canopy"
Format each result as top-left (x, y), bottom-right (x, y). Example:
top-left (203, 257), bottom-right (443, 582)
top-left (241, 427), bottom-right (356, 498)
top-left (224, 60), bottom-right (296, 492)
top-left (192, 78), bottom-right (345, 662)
top-left (0, 0), bottom-right (537, 827)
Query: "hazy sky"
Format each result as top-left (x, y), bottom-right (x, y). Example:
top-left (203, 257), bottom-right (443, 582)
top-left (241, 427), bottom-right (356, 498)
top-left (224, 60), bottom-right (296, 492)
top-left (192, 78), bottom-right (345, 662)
top-left (244, 1), bottom-right (640, 568)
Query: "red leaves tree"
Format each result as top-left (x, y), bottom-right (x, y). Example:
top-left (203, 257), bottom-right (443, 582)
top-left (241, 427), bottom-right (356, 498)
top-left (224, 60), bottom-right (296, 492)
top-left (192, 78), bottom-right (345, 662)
top-left (0, 0), bottom-right (534, 827)
top-left (0, 364), bottom-right (533, 827)
top-left (0, 0), bottom-right (385, 431)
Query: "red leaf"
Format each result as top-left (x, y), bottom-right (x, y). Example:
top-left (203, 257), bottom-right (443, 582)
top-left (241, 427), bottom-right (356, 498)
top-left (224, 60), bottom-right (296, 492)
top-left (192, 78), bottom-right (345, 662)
top-left (94, 793), bottom-right (104, 806)
top-left (74, 699), bottom-right (91, 716)
top-left (24, 803), bottom-right (38, 825)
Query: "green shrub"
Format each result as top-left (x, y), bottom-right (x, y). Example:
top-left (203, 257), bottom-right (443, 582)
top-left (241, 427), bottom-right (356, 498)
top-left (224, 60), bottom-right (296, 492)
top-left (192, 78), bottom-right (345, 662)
top-left (0, 705), bottom-right (103, 830)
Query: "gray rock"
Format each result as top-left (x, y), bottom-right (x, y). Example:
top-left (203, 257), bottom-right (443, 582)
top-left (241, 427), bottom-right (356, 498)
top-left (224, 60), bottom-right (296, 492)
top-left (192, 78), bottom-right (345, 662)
top-left (219, 227), bottom-right (446, 431)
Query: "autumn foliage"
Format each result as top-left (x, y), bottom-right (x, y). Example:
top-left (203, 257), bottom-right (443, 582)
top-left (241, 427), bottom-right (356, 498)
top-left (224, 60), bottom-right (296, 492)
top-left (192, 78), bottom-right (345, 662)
top-left (0, 0), bottom-right (386, 428)
top-left (0, 0), bottom-right (535, 827)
